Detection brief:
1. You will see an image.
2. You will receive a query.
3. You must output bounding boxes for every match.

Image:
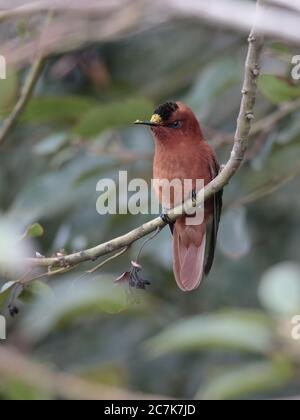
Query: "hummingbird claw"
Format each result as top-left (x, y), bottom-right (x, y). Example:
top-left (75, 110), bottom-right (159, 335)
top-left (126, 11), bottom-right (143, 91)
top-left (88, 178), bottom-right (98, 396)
top-left (191, 189), bottom-right (197, 207)
top-left (160, 212), bottom-right (172, 225)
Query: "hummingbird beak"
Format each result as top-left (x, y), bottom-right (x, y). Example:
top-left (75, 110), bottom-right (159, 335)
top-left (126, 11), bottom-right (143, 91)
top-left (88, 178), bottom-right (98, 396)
top-left (133, 120), bottom-right (160, 127)
top-left (134, 113), bottom-right (163, 127)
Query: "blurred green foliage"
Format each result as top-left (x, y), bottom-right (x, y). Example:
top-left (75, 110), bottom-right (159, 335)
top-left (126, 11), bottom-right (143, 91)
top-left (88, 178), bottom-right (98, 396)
top-left (258, 75), bottom-right (300, 104)
top-left (1, 20), bottom-right (300, 400)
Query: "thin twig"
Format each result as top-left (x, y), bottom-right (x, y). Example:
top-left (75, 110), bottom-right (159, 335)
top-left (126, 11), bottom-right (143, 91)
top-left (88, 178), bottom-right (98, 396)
top-left (15, 268), bottom-right (34, 284)
top-left (211, 97), bottom-right (300, 148)
top-left (0, 57), bottom-right (45, 146)
top-left (21, 265), bottom-right (79, 286)
top-left (0, 10), bottom-right (54, 146)
top-left (136, 227), bottom-right (162, 263)
top-left (87, 247), bottom-right (129, 274)
top-left (251, 98), bottom-right (300, 136)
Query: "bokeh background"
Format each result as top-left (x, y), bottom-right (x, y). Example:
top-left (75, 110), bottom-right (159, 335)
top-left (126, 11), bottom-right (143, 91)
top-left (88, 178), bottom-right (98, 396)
top-left (1, 0), bottom-right (300, 400)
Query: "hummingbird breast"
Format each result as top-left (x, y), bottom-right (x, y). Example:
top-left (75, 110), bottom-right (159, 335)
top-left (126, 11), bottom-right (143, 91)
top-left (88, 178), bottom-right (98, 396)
top-left (153, 140), bottom-right (214, 210)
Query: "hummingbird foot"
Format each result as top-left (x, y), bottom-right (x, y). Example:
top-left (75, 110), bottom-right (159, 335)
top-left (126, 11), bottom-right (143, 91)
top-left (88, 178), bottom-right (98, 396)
top-left (160, 212), bottom-right (173, 225)
top-left (191, 189), bottom-right (197, 207)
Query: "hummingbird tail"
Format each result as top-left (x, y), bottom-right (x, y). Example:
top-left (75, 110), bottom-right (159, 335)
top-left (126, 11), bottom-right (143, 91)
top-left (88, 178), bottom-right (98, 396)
top-left (173, 222), bottom-right (206, 292)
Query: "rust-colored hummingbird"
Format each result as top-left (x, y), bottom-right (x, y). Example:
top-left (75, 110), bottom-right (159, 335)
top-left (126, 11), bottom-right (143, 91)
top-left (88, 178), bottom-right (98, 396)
top-left (135, 101), bottom-right (223, 291)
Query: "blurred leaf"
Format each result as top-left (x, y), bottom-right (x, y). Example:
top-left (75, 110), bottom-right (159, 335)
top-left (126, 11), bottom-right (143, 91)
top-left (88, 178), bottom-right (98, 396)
top-left (258, 75), bottom-right (300, 104)
top-left (74, 98), bottom-right (154, 138)
top-left (0, 281), bottom-right (17, 311)
top-left (218, 207), bottom-right (251, 259)
top-left (24, 223), bottom-right (44, 239)
top-left (276, 110), bottom-right (300, 145)
top-left (196, 359), bottom-right (293, 400)
top-left (259, 262), bottom-right (300, 316)
top-left (0, 69), bottom-right (18, 114)
top-left (184, 57), bottom-right (242, 119)
top-left (22, 275), bottom-right (147, 340)
top-left (1, 379), bottom-right (51, 400)
top-left (21, 96), bottom-right (97, 124)
top-left (19, 281), bottom-right (54, 304)
top-left (242, 143), bottom-right (300, 194)
top-left (145, 310), bottom-right (274, 358)
top-left (80, 364), bottom-right (127, 387)
top-left (74, 153), bottom-right (118, 185)
top-left (33, 133), bottom-right (68, 156)
top-left (269, 42), bottom-right (292, 58)
top-left (0, 219), bottom-right (32, 275)
top-left (8, 154), bottom-right (105, 224)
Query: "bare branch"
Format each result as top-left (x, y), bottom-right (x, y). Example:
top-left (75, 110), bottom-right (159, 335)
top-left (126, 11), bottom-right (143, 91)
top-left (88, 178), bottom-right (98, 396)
top-left (0, 57), bottom-right (45, 146)
top-left (0, 10), bottom-right (57, 146)
top-left (22, 265), bottom-right (80, 286)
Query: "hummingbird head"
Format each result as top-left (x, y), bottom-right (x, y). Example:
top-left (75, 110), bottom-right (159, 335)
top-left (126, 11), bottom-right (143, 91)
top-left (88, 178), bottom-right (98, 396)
top-left (134, 101), bottom-right (203, 143)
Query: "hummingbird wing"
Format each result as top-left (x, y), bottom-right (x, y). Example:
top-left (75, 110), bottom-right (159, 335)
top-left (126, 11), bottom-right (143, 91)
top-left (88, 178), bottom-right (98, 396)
top-left (204, 160), bottom-right (223, 275)
top-left (169, 222), bottom-right (175, 235)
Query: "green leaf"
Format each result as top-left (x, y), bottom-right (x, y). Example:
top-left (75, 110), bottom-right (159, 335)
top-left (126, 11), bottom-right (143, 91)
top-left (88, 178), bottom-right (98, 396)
top-left (1, 379), bottom-right (51, 400)
top-left (24, 223), bottom-right (44, 239)
top-left (21, 96), bottom-right (97, 124)
top-left (258, 75), bottom-right (300, 104)
top-left (258, 262), bottom-right (300, 316)
top-left (0, 281), bottom-right (17, 311)
top-left (145, 310), bottom-right (274, 358)
top-left (74, 98), bottom-right (154, 138)
top-left (19, 281), bottom-right (53, 304)
top-left (196, 359), bottom-right (294, 400)
top-left (269, 42), bottom-right (292, 58)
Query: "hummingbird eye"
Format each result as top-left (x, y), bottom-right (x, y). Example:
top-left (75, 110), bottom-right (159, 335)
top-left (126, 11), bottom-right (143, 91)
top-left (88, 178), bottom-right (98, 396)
top-left (169, 120), bottom-right (182, 129)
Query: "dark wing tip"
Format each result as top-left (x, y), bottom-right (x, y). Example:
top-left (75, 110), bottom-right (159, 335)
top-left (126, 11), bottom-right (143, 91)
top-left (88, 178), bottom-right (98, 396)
top-left (204, 188), bottom-right (223, 276)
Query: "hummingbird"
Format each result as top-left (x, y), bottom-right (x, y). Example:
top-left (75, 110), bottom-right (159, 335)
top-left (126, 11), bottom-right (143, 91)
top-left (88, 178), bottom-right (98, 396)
top-left (134, 101), bottom-right (223, 291)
